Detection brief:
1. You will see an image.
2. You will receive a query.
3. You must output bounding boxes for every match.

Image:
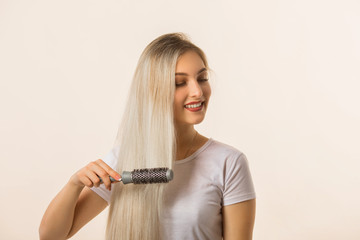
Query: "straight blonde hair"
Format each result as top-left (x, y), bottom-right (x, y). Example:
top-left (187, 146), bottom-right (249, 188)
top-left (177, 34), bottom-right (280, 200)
top-left (106, 33), bottom-right (209, 240)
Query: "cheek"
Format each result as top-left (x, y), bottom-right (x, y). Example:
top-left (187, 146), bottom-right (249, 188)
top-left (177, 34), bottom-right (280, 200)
top-left (203, 85), bottom-right (212, 98)
top-left (174, 92), bottom-right (184, 109)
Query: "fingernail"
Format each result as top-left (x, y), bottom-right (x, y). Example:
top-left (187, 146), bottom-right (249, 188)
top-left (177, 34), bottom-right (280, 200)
top-left (115, 174), bottom-right (121, 180)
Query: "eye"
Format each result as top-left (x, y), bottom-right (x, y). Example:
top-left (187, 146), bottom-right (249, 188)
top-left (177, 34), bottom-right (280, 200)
top-left (198, 78), bottom-right (209, 83)
top-left (175, 82), bottom-right (186, 87)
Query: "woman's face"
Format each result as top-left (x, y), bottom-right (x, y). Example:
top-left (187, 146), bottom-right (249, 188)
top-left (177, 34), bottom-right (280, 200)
top-left (174, 51), bottom-right (211, 127)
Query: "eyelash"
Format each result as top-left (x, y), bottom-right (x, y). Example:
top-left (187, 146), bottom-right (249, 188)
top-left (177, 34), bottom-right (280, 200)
top-left (175, 78), bottom-right (209, 87)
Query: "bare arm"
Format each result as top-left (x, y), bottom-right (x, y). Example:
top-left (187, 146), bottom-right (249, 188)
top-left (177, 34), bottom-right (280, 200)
top-left (39, 159), bottom-right (120, 240)
top-left (66, 187), bottom-right (108, 238)
top-left (223, 198), bottom-right (256, 240)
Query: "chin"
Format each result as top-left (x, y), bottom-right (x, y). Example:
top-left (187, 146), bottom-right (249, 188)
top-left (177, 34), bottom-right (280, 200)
top-left (187, 116), bottom-right (206, 125)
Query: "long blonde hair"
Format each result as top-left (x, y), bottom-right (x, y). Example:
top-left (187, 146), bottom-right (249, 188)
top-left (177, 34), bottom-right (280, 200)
top-left (107, 33), bottom-right (209, 240)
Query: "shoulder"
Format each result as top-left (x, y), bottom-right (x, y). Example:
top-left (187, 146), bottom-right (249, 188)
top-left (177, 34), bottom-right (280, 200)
top-left (206, 138), bottom-right (245, 160)
top-left (202, 139), bottom-right (251, 174)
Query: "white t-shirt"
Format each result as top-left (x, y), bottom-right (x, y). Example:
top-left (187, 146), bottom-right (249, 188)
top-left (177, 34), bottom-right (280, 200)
top-left (91, 138), bottom-right (256, 239)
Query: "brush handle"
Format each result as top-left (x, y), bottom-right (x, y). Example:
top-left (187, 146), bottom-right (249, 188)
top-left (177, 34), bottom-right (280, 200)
top-left (109, 176), bottom-right (119, 182)
top-left (98, 176), bottom-right (120, 183)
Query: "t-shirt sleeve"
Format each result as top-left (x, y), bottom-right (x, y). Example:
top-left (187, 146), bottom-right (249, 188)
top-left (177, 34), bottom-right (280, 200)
top-left (223, 152), bottom-right (256, 206)
top-left (90, 146), bottom-right (119, 204)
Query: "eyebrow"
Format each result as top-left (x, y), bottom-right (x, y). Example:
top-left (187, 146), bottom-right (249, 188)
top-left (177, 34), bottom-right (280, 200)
top-left (175, 67), bottom-right (207, 76)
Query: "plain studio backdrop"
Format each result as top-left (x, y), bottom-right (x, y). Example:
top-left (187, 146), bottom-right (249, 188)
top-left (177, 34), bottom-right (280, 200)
top-left (1, 0), bottom-right (359, 239)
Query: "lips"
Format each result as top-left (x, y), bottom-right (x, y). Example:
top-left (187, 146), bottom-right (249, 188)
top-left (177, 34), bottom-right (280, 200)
top-left (184, 102), bottom-right (204, 112)
top-left (184, 101), bottom-right (204, 108)
top-left (185, 101), bottom-right (202, 105)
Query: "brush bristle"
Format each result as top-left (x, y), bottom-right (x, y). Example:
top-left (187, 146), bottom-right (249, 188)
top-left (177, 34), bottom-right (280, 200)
top-left (132, 167), bottom-right (169, 184)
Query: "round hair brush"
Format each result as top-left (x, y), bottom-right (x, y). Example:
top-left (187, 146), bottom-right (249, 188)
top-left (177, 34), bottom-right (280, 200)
top-left (99, 167), bottom-right (173, 184)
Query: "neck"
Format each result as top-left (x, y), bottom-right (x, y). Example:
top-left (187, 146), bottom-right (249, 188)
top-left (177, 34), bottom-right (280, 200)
top-left (175, 124), bottom-right (197, 160)
top-left (175, 124), bottom-right (196, 146)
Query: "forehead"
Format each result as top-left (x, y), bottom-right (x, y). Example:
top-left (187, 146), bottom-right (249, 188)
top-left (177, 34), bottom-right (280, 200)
top-left (175, 51), bottom-right (205, 74)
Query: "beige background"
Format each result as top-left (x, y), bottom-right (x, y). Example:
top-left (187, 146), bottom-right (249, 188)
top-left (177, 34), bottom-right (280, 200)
top-left (1, 0), bottom-right (359, 239)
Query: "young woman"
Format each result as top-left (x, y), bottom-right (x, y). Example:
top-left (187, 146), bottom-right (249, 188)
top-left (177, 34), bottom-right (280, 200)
top-left (39, 33), bottom-right (256, 240)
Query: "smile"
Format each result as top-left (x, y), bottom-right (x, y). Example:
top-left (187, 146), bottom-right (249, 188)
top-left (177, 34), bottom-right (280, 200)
top-left (184, 102), bottom-right (204, 112)
top-left (185, 102), bottom-right (202, 108)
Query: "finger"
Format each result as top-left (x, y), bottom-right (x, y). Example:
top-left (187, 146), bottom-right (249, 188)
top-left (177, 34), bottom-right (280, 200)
top-left (86, 170), bottom-right (102, 188)
top-left (89, 161), bottom-right (112, 189)
top-left (90, 161), bottom-right (116, 190)
top-left (79, 175), bottom-right (94, 188)
top-left (95, 159), bottom-right (121, 181)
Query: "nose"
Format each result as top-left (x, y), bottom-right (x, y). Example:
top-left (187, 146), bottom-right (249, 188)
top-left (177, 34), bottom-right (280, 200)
top-left (189, 80), bottom-right (203, 98)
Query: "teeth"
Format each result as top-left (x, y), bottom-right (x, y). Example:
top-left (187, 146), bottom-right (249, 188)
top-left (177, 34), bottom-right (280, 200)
top-left (185, 102), bottom-right (202, 108)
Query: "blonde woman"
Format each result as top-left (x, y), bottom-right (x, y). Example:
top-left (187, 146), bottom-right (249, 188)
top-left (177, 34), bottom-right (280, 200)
top-left (39, 33), bottom-right (256, 240)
